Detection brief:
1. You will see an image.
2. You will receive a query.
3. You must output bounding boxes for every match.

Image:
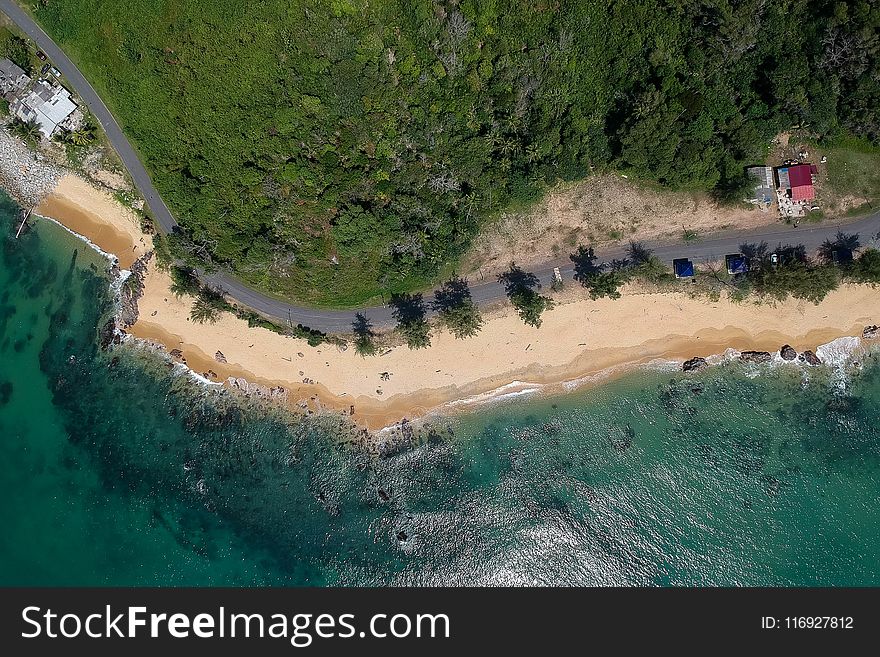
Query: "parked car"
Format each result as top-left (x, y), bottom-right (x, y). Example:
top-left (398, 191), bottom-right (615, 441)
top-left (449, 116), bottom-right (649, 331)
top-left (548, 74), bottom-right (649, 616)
top-left (50, 67), bottom-right (61, 78)
top-left (40, 63), bottom-right (50, 75)
top-left (36, 51), bottom-right (47, 61)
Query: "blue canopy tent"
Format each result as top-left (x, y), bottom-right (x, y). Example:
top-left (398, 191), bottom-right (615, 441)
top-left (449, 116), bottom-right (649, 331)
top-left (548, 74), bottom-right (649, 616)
top-left (725, 253), bottom-right (748, 275)
top-left (673, 258), bottom-right (695, 278)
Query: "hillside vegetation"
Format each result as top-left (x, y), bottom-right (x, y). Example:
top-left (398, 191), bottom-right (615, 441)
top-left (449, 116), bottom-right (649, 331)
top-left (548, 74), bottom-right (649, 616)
top-left (33, 0), bottom-right (880, 306)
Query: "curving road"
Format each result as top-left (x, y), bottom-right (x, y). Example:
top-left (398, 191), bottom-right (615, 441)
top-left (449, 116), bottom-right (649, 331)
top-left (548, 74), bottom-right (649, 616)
top-left (4, 0), bottom-right (880, 333)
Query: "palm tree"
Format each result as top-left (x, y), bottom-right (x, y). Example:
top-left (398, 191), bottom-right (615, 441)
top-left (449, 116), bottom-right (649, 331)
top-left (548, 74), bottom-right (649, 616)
top-left (190, 294), bottom-right (221, 324)
top-left (66, 127), bottom-right (95, 146)
top-left (11, 118), bottom-right (41, 145)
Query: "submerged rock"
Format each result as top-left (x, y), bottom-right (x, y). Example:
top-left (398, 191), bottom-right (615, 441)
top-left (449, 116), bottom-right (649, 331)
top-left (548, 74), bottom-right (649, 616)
top-left (740, 350), bottom-right (772, 364)
top-left (682, 356), bottom-right (708, 372)
top-left (779, 345), bottom-right (797, 361)
top-left (99, 318), bottom-right (121, 350)
top-left (800, 350), bottom-right (822, 366)
top-left (863, 325), bottom-right (880, 339)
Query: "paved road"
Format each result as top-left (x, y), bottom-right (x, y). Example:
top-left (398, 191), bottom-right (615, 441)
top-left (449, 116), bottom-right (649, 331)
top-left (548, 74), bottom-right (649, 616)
top-left (5, 0), bottom-right (880, 333)
top-left (207, 210), bottom-right (880, 332)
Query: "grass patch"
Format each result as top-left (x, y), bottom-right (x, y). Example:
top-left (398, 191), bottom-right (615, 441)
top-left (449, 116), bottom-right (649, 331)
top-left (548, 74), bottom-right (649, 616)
top-left (823, 135), bottom-right (880, 206)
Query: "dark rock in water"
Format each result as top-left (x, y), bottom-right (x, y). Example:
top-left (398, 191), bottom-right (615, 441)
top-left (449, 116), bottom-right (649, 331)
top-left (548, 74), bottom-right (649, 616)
top-left (0, 381), bottom-right (12, 406)
top-left (740, 350), bottom-right (772, 364)
top-left (608, 425), bottom-right (635, 453)
top-left (800, 350), bottom-right (822, 366)
top-left (682, 356), bottom-right (707, 372)
top-left (863, 325), bottom-right (880, 339)
top-left (169, 349), bottom-right (186, 363)
top-left (377, 488), bottom-right (391, 502)
top-left (108, 356), bottom-right (120, 370)
top-left (779, 345), bottom-right (797, 361)
top-left (99, 319), bottom-right (121, 350)
top-left (396, 530), bottom-right (408, 543)
top-left (826, 396), bottom-right (858, 413)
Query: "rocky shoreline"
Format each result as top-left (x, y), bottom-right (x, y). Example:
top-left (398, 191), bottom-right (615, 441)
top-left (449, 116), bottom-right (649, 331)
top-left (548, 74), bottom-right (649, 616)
top-left (0, 122), bottom-right (63, 207)
top-left (680, 333), bottom-right (880, 374)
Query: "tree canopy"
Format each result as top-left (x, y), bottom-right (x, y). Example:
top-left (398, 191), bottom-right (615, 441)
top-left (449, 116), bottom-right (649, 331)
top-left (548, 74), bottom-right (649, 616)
top-left (34, 0), bottom-right (880, 305)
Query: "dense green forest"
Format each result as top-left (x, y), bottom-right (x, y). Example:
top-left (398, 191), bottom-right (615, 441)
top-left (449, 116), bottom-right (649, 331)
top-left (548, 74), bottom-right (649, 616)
top-left (33, 0), bottom-right (880, 306)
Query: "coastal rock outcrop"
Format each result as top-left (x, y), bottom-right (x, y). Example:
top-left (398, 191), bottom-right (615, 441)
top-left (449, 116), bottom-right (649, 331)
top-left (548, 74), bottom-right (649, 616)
top-left (739, 350), bottom-right (772, 364)
top-left (800, 350), bottom-right (822, 366)
top-left (118, 251), bottom-right (153, 328)
top-left (99, 318), bottom-right (121, 350)
top-left (214, 351), bottom-right (227, 363)
top-left (863, 325), bottom-right (880, 340)
top-left (682, 357), bottom-right (708, 372)
top-left (779, 345), bottom-right (797, 361)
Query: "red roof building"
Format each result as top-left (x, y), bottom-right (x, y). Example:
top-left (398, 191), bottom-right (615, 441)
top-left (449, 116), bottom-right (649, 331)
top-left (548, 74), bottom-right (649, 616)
top-left (777, 164), bottom-right (816, 201)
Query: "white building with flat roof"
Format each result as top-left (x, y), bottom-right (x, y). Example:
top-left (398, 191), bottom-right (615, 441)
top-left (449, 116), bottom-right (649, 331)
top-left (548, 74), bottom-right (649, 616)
top-left (10, 79), bottom-right (78, 138)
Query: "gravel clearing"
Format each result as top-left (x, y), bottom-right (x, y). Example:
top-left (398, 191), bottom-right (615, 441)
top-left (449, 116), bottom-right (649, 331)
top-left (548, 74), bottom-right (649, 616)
top-left (0, 122), bottom-right (63, 207)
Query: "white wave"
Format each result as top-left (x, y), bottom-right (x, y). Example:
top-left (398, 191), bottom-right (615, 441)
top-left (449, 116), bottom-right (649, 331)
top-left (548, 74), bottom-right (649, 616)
top-left (36, 213), bottom-right (121, 265)
top-left (444, 381), bottom-right (542, 407)
top-left (816, 336), bottom-right (862, 367)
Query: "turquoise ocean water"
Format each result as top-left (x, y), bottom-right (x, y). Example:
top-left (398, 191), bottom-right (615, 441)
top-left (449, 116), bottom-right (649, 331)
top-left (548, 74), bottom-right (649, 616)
top-left (1, 191), bottom-right (879, 586)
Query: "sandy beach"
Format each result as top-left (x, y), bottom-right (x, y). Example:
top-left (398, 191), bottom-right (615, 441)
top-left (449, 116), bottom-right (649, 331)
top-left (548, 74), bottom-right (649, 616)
top-left (34, 175), bottom-right (880, 430)
top-left (36, 175), bottom-right (152, 269)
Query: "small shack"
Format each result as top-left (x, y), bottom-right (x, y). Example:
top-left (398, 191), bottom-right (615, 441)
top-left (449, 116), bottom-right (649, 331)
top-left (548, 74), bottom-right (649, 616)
top-left (746, 166), bottom-right (774, 206)
top-left (725, 253), bottom-right (748, 275)
top-left (673, 258), bottom-right (695, 279)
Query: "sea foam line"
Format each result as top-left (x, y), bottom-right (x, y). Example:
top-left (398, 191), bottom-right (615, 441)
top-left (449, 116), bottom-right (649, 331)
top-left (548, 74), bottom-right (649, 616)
top-left (35, 213), bottom-right (122, 266)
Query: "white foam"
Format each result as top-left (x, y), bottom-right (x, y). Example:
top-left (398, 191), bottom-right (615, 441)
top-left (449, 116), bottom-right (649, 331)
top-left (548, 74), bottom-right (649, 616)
top-left (816, 336), bottom-right (863, 367)
top-left (36, 213), bottom-right (121, 265)
top-left (444, 381), bottom-right (542, 407)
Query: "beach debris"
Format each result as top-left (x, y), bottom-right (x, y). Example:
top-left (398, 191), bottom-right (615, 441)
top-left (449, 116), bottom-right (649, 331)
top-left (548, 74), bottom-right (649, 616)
top-left (682, 356), bottom-right (707, 372)
top-left (800, 350), bottom-right (822, 366)
top-left (779, 345), bottom-right (798, 361)
top-left (739, 350), bottom-right (772, 364)
top-left (297, 352), bottom-right (304, 357)
top-left (862, 325), bottom-right (880, 340)
top-left (214, 350), bottom-right (227, 363)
